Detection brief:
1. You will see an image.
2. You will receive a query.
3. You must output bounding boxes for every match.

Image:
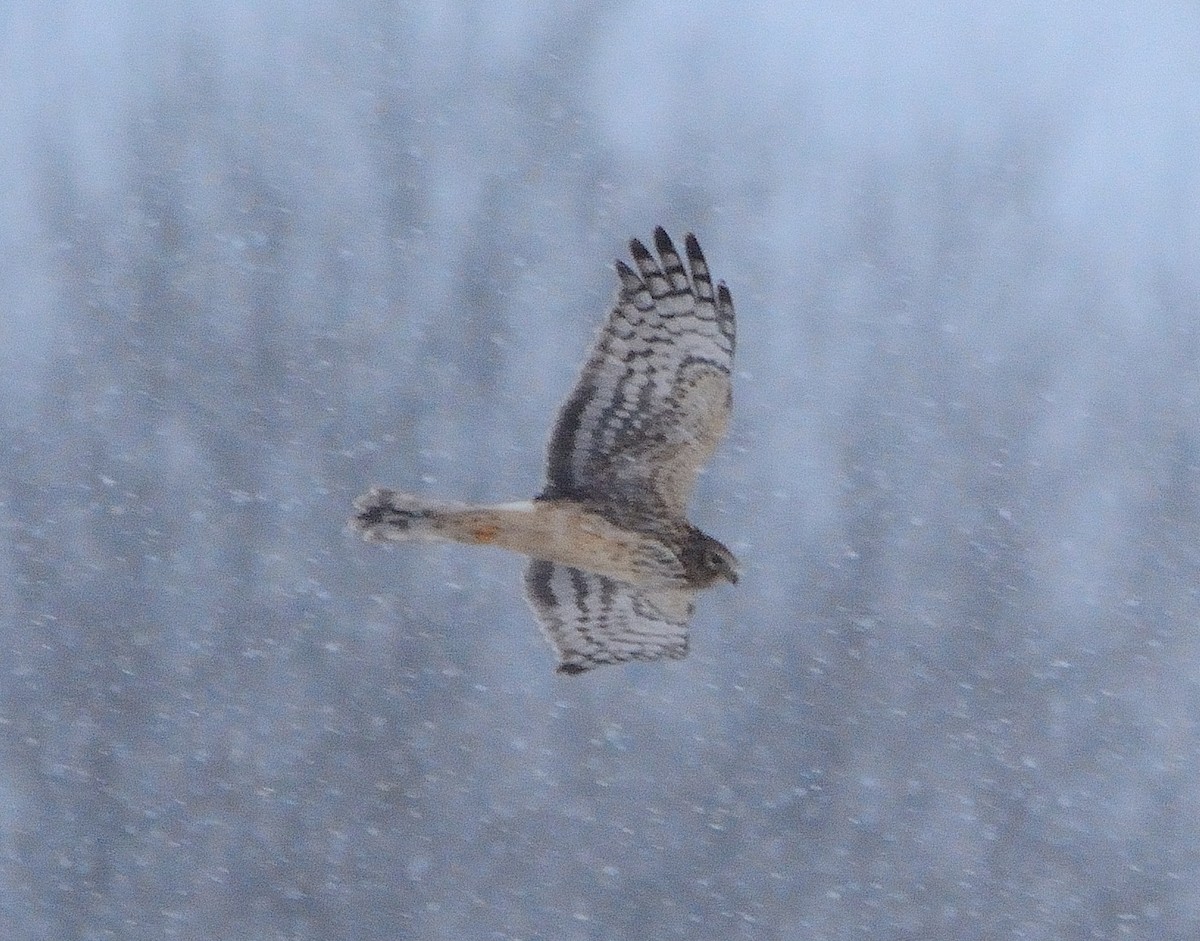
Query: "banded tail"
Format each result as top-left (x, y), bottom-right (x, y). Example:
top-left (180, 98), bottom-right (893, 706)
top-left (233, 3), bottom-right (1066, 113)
top-left (351, 488), bottom-right (522, 546)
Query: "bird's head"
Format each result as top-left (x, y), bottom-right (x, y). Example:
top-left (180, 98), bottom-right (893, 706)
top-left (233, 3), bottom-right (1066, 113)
top-left (682, 529), bottom-right (739, 588)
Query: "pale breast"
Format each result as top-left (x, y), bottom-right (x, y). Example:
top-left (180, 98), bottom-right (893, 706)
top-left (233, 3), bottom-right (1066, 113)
top-left (525, 500), bottom-right (688, 587)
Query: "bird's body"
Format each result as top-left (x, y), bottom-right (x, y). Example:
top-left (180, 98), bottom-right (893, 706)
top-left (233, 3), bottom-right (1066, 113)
top-left (356, 489), bottom-right (731, 591)
top-left (352, 228), bottom-right (737, 674)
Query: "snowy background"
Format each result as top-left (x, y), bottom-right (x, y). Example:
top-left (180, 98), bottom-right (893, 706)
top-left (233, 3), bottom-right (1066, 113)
top-left (3, 1), bottom-right (1200, 938)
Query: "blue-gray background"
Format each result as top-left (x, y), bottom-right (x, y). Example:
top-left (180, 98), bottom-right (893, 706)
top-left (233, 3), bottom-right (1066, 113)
top-left (2, 2), bottom-right (1199, 938)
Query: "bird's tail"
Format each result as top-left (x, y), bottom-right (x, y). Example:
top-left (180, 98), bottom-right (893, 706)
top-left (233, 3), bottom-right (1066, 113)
top-left (351, 487), bottom-right (521, 547)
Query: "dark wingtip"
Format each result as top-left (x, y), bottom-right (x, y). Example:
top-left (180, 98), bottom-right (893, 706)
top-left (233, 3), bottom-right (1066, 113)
top-left (628, 237), bottom-right (652, 262)
top-left (684, 232), bottom-right (702, 257)
top-left (614, 259), bottom-right (642, 291)
top-left (717, 282), bottom-right (733, 307)
top-left (556, 661), bottom-right (589, 676)
top-left (653, 226), bottom-right (674, 255)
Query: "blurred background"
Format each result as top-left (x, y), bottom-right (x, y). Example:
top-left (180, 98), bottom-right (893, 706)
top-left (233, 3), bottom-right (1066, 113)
top-left (2, 1), bottom-right (1199, 938)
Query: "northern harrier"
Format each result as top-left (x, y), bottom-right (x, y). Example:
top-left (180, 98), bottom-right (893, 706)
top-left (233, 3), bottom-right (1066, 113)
top-left (352, 228), bottom-right (737, 674)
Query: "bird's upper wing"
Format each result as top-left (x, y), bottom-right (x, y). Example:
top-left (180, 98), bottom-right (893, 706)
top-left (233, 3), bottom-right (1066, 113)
top-left (541, 228), bottom-right (736, 517)
top-left (524, 560), bottom-right (695, 674)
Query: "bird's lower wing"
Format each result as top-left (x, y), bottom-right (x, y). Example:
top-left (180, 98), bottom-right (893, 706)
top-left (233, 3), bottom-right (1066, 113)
top-left (523, 561), bottom-right (695, 675)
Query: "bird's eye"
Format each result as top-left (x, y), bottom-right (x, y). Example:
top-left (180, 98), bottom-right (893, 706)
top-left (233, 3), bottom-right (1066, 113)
top-left (707, 551), bottom-right (725, 567)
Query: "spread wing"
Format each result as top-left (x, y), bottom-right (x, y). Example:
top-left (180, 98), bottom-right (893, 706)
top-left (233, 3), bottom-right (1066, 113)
top-left (541, 228), bottom-right (736, 517)
top-left (524, 560), bottom-right (695, 675)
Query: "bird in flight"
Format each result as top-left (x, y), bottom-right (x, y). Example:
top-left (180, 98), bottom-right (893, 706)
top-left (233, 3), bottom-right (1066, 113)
top-left (352, 227), bottom-right (737, 674)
